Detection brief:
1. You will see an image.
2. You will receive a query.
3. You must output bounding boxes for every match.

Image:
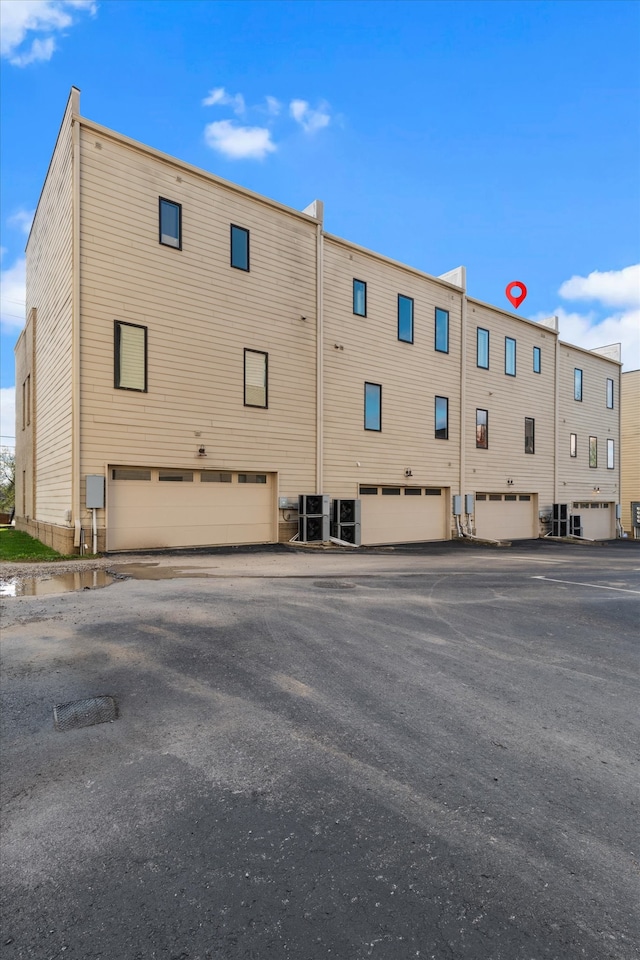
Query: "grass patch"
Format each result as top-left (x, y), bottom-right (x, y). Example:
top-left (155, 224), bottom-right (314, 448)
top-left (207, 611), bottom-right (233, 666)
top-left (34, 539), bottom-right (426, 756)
top-left (0, 528), bottom-right (67, 562)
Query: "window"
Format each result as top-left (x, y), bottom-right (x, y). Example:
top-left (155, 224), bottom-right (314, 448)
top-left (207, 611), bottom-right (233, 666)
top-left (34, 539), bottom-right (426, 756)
top-left (397, 294), bottom-right (414, 343)
top-left (244, 349), bottom-right (268, 408)
top-left (111, 468), bottom-right (151, 480)
top-left (364, 382), bottom-right (381, 431)
top-left (424, 488), bottom-right (442, 496)
top-left (22, 375), bottom-right (30, 429)
top-left (159, 198), bottom-right (181, 249)
top-left (574, 368), bottom-right (583, 401)
top-left (404, 488), bottom-right (422, 496)
top-left (476, 409), bottom-right (488, 448)
top-left (570, 433), bottom-right (577, 457)
top-left (435, 396), bottom-right (448, 440)
top-left (238, 473), bottom-right (267, 484)
top-left (607, 439), bottom-right (614, 469)
top-left (505, 337), bottom-right (516, 376)
top-left (114, 321), bottom-right (147, 392)
top-left (606, 378), bottom-right (614, 409)
top-left (230, 224), bottom-right (250, 271)
top-left (382, 487), bottom-right (401, 495)
top-left (477, 328), bottom-right (489, 368)
top-left (525, 417), bottom-right (535, 454)
top-left (359, 486), bottom-right (378, 495)
top-left (435, 308), bottom-right (449, 353)
top-left (159, 470), bottom-right (193, 482)
top-left (589, 436), bottom-right (597, 468)
top-left (353, 279), bottom-right (367, 317)
top-left (201, 471), bottom-right (232, 482)
top-left (533, 346), bottom-right (541, 374)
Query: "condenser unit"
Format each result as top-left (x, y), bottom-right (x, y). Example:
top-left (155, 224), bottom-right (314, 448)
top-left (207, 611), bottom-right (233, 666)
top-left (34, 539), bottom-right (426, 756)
top-left (552, 503), bottom-right (569, 537)
top-left (298, 494), bottom-right (330, 517)
top-left (331, 499), bottom-right (361, 545)
top-left (299, 514), bottom-right (330, 542)
top-left (569, 515), bottom-right (582, 537)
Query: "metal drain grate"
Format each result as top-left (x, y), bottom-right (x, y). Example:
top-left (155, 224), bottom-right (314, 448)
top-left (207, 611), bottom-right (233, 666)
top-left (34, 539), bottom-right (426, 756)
top-left (54, 696), bottom-right (118, 732)
top-left (313, 580), bottom-right (356, 589)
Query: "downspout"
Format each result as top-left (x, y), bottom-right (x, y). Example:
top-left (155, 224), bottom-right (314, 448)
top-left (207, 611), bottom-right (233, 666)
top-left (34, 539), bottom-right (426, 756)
top-left (459, 286), bottom-right (467, 537)
top-left (315, 212), bottom-right (324, 495)
top-left (71, 88), bottom-right (82, 547)
top-left (553, 324), bottom-right (559, 506)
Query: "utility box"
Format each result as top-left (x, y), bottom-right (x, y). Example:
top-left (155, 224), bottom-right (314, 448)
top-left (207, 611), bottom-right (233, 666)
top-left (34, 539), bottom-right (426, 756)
top-left (464, 494), bottom-right (474, 515)
top-left (452, 495), bottom-right (462, 516)
top-left (86, 475), bottom-right (105, 509)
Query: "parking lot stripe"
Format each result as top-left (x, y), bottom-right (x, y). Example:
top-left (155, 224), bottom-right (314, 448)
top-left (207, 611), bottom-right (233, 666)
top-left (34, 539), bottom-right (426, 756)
top-left (532, 575), bottom-right (640, 594)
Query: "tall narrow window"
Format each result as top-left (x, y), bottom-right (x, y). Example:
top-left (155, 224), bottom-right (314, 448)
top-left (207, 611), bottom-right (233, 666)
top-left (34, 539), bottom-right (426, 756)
top-left (114, 321), bottom-right (147, 391)
top-left (435, 396), bottom-right (448, 440)
top-left (505, 337), bottom-right (516, 376)
top-left (525, 417), bottom-right (535, 454)
top-left (589, 436), bottom-right (597, 468)
top-left (398, 295), bottom-right (414, 343)
top-left (435, 308), bottom-right (449, 353)
top-left (477, 328), bottom-right (489, 368)
top-left (533, 346), bottom-right (541, 374)
top-left (25, 375), bottom-right (30, 426)
top-left (353, 279), bottom-right (367, 317)
top-left (476, 409), bottom-right (488, 449)
top-left (244, 349), bottom-right (268, 408)
top-left (364, 382), bottom-right (381, 431)
top-left (570, 433), bottom-right (577, 457)
top-left (159, 198), bottom-right (181, 249)
top-left (574, 368), bottom-right (583, 401)
top-left (230, 224), bottom-right (250, 271)
top-left (606, 378), bottom-right (614, 409)
top-left (607, 438), bottom-right (614, 469)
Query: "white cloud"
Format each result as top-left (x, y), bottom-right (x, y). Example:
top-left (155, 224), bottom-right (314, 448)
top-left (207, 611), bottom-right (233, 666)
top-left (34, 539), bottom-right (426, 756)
top-left (265, 95), bottom-right (281, 116)
top-left (0, 388), bottom-right (16, 450)
top-left (204, 120), bottom-right (276, 160)
top-left (202, 86), bottom-right (245, 115)
top-left (289, 99), bottom-right (331, 134)
top-left (0, 256), bottom-right (26, 332)
top-left (8, 208), bottom-right (35, 235)
top-left (558, 264), bottom-right (640, 309)
top-left (1, 0), bottom-right (97, 66)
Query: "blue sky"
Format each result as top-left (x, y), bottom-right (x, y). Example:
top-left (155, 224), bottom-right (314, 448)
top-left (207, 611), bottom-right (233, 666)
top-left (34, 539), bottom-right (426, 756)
top-left (1, 0), bottom-right (639, 447)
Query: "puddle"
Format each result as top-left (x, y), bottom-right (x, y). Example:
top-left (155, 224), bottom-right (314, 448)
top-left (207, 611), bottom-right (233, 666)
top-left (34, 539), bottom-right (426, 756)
top-left (0, 570), bottom-right (115, 597)
top-left (110, 563), bottom-right (215, 581)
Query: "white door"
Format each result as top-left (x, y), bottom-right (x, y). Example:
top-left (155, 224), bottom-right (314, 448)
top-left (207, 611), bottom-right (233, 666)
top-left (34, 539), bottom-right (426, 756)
top-left (574, 502), bottom-right (614, 540)
top-left (359, 485), bottom-right (448, 545)
top-left (474, 493), bottom-right (536, 540)
top-left (107, 467), bottom-right (275, 551)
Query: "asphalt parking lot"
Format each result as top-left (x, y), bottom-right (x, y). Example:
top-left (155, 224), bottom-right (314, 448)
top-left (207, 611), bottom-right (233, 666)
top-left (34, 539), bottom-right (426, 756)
top-left (1, 541), bottom-right (639, 960)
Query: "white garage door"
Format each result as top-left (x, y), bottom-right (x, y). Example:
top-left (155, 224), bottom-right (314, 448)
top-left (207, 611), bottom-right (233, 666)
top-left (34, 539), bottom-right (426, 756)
top-left (572, 502), bottom-right (615, 540)
top-left (474, 493), bottom-right (536, 540)
top-left (107, 467), bottom-right (275, 551)
top-left (359, 485), bottom-right (448, 545)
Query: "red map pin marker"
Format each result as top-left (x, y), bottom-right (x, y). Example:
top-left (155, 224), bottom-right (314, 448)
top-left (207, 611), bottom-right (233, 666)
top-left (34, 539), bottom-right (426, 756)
top-left (506, 281), bottom-right (527, 309)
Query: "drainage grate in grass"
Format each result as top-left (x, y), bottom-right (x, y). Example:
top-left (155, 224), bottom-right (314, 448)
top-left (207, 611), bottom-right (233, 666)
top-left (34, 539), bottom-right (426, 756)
top-left (54, 696), bottom-right (118, 732)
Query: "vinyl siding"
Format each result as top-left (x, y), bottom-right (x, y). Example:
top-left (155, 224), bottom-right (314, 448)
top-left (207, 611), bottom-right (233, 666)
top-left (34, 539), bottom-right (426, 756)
top-left (557, 343), bottom-right (621, 508)
top-left (78, 126), bottom-right (318, 519)
top-left (465, 301), bottom-right (555, 516)
top-left (620, 370), bottom-right (640, 532)
top-left (20, 95), bottom-right (74, 525)
top-left (322, 236), bottom-right (461, 502)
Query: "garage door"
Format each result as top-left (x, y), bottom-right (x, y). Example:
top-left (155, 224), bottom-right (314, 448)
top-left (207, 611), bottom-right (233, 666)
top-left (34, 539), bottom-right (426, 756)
top-left (107, 467), bottom-right (275, 551)
top-left (359, 485), bottom-right (448, 545)
top-left (474, 493), bottom-right (536, 540)
top-left (572, 502), bottom-right (614, 540)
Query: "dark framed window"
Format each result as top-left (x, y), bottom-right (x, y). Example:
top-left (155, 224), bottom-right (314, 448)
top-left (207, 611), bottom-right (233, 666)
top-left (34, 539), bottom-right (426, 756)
top-left (364, 382), bottom-right (381, 431)
top-left (607, 439), bottom-right (614, 469)
top-left (114, 321), bottom-right (147, 392)
top-left (476, 409), bottom-right (488, 449)
top-left (533, 346), bottom-right (541, 374)
top-left (112, 468), bottom-right (151, 480)
top-left (574, 368), bottom-right (583, 401)
top-left (570, 433), bottom-right (577, 457)
top-left (353, 279), bottom-right (367, 317)
top-left (244, 349), bottom-right (268, 408)
top-left (435, 396), bottom-right (448, 440)
top-left (238, 473), bottom-right (267, 484)
top-left (231, 224), bottom-right (250, 271)
top-left (435, 308), bottom-right (449, 353)
top-left (359, 486), bottom-right (378, 495)
top-left (505, 337), bottom-right (516, 376)
top-left (477, 328), bottom-right (489, 368)
top-left (606, 378), bottom-right (614, 409)
top-left (525, 417), bottom-right (535, 454)
top-left (589, 436), bottom-right (597, 468)
top-left (159, 470), bottom-right (193, 482)
top-left (159, 197), bottom-right (181, 249)
top-left (398, 294), bottom-right (414, 343)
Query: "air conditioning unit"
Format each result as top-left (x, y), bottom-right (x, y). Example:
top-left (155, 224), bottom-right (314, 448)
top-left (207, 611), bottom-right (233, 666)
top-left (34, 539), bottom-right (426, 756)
top-left (331, 499), bottom-right (361, 545)
top-left (569, 515), bottom-right (582, 537)
top-left (552, 503), bottom-right (569, 537)
top-left (298, 494), bottom-right (330, 542)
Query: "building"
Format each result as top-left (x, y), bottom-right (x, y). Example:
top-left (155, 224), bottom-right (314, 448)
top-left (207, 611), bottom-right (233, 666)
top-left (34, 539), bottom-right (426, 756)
top-left (14, 89), bottom-right (623, 553)
top-left (621, 369), bottom-right (640, 536)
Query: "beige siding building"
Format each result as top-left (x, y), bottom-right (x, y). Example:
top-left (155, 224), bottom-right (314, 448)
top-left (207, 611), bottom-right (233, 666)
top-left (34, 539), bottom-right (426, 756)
top-left (14, 89), bottom-right (624, 551)
top-left (621, 370), bottom-right (640, 535)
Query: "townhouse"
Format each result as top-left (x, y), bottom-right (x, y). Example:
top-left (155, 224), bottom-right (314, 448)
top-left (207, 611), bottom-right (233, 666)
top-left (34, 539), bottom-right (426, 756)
top-left (14, 89), bottom-right (623, 553)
